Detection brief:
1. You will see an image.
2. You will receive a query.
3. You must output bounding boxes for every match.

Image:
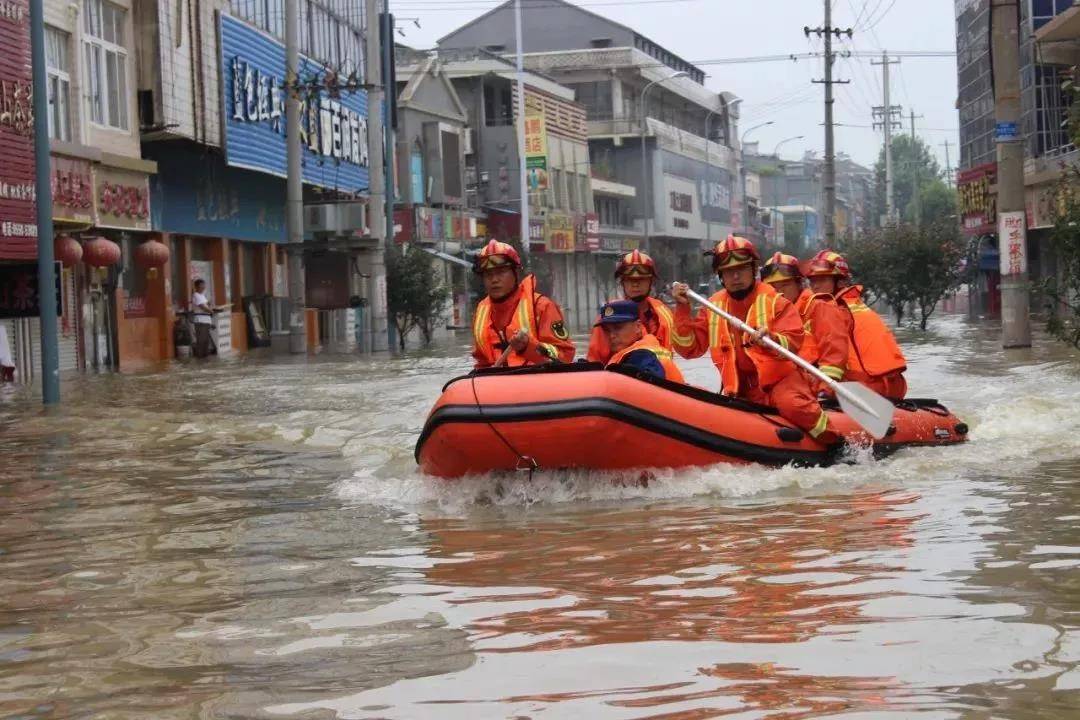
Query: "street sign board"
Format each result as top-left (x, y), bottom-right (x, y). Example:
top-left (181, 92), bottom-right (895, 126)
top-left (995, 122), bottom-right (1018, 142)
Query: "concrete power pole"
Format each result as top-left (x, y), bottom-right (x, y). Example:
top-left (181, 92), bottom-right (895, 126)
top-left (941, 139), bottom-right (954, 186)
top-left (909, 110), bottom-right (924, 227)
top-left (365, 0), bottom-right (388, 353)
top-left (285, 0), bottom-right (306, 353)
top-left (805, 2), bottom-right (851, 245)
top-left (871, 52), bottom-right (901, 223)
top-left (992, 0), bottom-right (1031, 348)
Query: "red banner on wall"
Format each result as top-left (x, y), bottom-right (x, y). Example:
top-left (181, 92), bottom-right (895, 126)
top-left (957, 162), bottom-right (997, 237)
top-left (0, 0), bottom-right (36, 260)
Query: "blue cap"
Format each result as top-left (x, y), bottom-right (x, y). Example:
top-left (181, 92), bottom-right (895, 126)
top-left (595, 299), bottom-right (640, 326)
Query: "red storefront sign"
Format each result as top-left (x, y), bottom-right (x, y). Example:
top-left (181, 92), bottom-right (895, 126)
top-left (393, 207), bottom-right (414, 243)
top-left (51, 155), bottom-right (94, 224)
top-left (0, 0), bottom-right (36, 260)
top-left (958, 162), bottom-right (997, 236)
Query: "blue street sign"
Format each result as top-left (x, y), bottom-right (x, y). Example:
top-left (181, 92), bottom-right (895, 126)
top-left (995, 122), bottom-right (1018, 142)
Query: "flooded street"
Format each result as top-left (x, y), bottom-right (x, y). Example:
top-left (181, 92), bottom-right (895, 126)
top-left (2, 315), bottom-right (1079, 719)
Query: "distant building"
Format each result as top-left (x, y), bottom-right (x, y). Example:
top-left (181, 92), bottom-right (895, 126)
top-left (746, 146), bottom-right (872, 246)
top-left (437, 0), bottom-right (741, 289)
top-left (397, 47), bottom-right (604, 331)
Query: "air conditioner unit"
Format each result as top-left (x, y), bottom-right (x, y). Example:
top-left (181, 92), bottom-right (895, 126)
top-left (305, 203), bottom-right (367, 235)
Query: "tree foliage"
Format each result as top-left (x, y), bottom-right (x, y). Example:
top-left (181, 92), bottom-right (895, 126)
top-left (870, 135), bottom-right (943, 228)
top-left (386, 245), bottom-right (448, 351)
top-left (840, 221), bottom-right (970, 330)
top-left (1046, 168), bottom-right (1080, 348)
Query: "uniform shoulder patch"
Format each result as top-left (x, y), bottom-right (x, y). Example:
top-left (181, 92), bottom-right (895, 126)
top-left (551, 320), bottom-right (569, 340)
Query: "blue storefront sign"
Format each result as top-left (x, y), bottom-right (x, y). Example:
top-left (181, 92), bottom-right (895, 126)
top-left (147, 144), bottom-right (287, 243)
top-left (995, 121), bottom-right (1018, 142)
top-left (220, 14), bottom-right (369, 193)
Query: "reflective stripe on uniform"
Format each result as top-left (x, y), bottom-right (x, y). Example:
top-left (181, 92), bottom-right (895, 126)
top-left (809, 411), bottom-right (830, 439)
top-left (656, 302), bottom-right (693, 347)
top-left (473, 302), bottom-right (491, 356)
top-left (819, 364), bottom-right (844, 380)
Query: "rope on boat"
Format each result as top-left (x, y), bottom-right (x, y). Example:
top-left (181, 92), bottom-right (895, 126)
top-left (470, 373), bottom-right (539, 479)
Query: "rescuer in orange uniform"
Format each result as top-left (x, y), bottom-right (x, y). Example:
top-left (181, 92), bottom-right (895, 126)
top-left (803, 250), bottom-right (908, 399)
top-left (671, 236), bottom-right (838, 443)
top-left (471, 239), bottom-right (576, 369)
top-left (597, 299), bottom-right (686, 383)
top-left (760, 252), bottom-right (852, 393)
top-left (585, 250), bottom-right (690, 364)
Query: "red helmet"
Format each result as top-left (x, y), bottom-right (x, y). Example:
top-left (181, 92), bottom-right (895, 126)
top-left (708, 235), bottom-right (760, 272)
top-left (474, 239), bottom-right (522, 273)
top-left (803, 249), bottom-right (851, 280)
top-left (614, 249), bottom-right (657, 279)
top-left (761, 252), bottom-right (803, 285)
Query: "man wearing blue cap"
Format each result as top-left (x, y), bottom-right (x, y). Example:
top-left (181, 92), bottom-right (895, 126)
top-left (597, 299), bottom-right (685, 383)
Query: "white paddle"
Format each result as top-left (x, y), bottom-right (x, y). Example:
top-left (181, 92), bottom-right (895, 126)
top-left (685, 287), bottom-right (895, 440)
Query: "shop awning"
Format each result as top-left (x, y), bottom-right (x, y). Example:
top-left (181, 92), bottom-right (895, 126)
top-left (1036, 6), bottom-right (1080, 43)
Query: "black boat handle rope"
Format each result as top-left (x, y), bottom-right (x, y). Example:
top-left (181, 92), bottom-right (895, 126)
top-left (470, 373), bottom-right (539, 479)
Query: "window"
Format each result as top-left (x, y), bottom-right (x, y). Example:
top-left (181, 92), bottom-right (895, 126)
top-left (45, 26), bottom-right (71, 142)
top-left (483, 83), bottom-right (513, 126)
top-left (590, 38), bottom-right (612, 48)
top-left (83, 0), bottom-right (128, 130)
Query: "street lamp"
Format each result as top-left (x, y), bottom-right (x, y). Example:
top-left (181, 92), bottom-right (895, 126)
top-left (639, 71), bottom-right (689, 257)
top-left (773, 135), bottom-right (804, 157)
top-left (739, 120), bottom-right (773, 237)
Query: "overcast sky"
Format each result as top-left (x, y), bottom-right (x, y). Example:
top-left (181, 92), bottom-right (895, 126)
top-left (391, 0), bottom-right (959, 174)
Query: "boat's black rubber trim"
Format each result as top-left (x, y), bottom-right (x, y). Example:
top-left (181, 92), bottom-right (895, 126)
top-left (443, 362), bottom-right (778, 415)
top-left (414, 397), bottom-right (829, 468)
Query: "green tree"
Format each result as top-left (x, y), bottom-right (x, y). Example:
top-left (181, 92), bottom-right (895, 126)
top-left (386, 245), bottom-right (449, 351)
top-left (841, 221), bottom-right (969, 329)
top-left (1046, 168), bottom-right (1080, 348)
top-left (870, 135), bottom-right (942, 228)
top-left (914, 179), bottom-right (959, 226)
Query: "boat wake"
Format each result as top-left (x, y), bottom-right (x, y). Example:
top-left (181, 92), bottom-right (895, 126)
top-left (336, 346), bottom-right (1080, 511)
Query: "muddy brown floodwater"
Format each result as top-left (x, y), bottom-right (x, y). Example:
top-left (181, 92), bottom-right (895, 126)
top-left (1, 315), bottom-right (1079, 719)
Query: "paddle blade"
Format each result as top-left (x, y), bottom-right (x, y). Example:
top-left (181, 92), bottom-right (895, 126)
top-left (835, 382), bottom-right (895, 440)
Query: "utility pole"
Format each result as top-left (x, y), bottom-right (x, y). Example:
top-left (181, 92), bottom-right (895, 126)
top-left (806, 2), bottom-right (851, 245)
top-left (871, 52), bottom-right (902, 223)
top-left (909, 110), bottom-right (924, 227)
top-left (514, 0), bottom-right (529, 265)
top-left (992, 0), bottom-right (1031, 348)
top-left (284, 0), bottom-right (306, 353)
top-left (366, 0), bottom-right (386, 352)
top-left (941, 139), bottom-right (954, 186)
top-left (30, 0), bottom-right (59, 403)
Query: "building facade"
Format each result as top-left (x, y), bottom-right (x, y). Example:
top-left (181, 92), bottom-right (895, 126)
top-left (955, 0), bottom-right (1077, 316)
top-left (1, 0), bottom-right (160, 381)
top-left (398, 46), bottom-right (604, 332)
top-left (437, 0), bottom-right (739, 300)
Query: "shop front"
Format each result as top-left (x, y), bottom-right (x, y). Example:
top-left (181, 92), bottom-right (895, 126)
top-left (959, 163), bottom-right (999, 318)
top-left (148, 142), bottom-right (290, 361)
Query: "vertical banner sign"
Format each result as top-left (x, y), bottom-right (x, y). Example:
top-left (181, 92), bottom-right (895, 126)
top-left (585, 212), bottom-right (600, 251)
top-left (958, 163), bottom-right (997, 236)
top-left (545, 213), bottom-right (574, 253)
top-left (998, 211), bottom-right (1026, 276)
top-left (524, 108), bottom-right (549, 193)
top-left (0, 0), bottom-right (36, 260)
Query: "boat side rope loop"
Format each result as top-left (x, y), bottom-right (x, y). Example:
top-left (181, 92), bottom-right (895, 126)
top-left (470, 373), bottom-right (539, 478)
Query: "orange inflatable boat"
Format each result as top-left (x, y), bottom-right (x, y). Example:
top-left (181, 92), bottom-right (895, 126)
top-left (415, 363), bottom-right (968, 478)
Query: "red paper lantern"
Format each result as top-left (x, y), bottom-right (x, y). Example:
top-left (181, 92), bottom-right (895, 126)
top-left (82, 236), bottom-right (121, 268)
top-left (134, 237), bottom-right (170, 269)
top-left (53, 234), bottom-right (83, 267)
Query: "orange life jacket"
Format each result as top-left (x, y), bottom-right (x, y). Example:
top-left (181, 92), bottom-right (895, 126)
top-left (472, 275), bottom-right (541, 368)
top-left (795, 289), bottom-right (820, 365)
top-left (607, 333), bottom-right (686, 383)
top-left (836, 285), bottom-right (907, 378)
top-left (706, 282), bottom-right (797, 395)
top-left (587, 296), bottom-right (689, 363)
